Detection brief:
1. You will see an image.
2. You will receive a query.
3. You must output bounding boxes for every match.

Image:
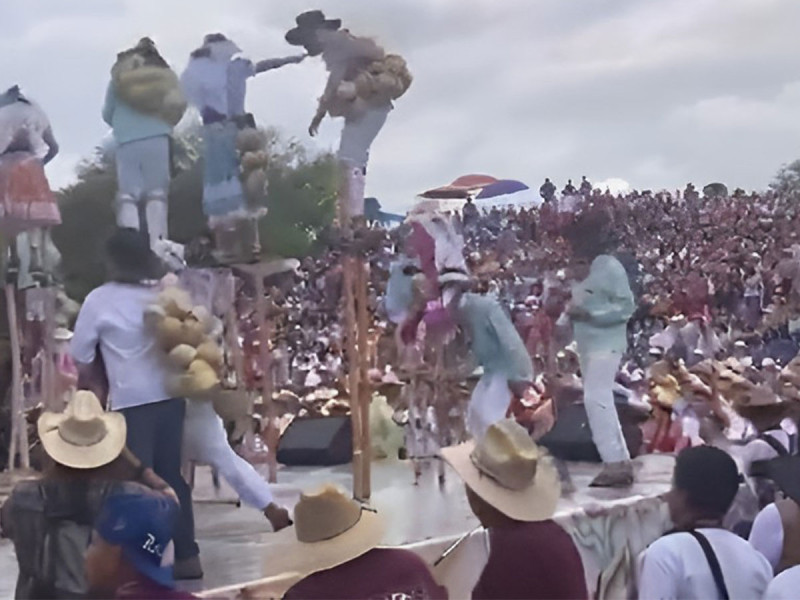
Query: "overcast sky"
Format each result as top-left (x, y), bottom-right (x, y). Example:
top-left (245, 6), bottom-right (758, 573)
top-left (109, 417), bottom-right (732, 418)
top-left (3, 0), bottom-right (800, 210)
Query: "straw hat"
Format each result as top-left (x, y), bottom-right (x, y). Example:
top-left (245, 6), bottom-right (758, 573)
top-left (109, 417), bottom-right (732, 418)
top-left (269, 486), bottom-right (384, 580)
top-left (37, 391), bottom-right (126, 469)
top-left (441, 419), bottom-right (560, 522)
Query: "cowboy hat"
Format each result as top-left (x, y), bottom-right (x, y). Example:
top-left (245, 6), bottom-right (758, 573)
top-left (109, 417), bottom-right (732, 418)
top-left (268, 485), bottom-right (384, 581)
top-left (285, 10), bottom-right (341, 53)
top-left (441, 419), bottom-right (560, 522)
top-left (38, 391), bottom-right (126, 469)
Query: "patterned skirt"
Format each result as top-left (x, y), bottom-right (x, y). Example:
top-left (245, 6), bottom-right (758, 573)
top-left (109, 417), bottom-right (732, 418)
top-left (0, 152), bottom-right (60, 235)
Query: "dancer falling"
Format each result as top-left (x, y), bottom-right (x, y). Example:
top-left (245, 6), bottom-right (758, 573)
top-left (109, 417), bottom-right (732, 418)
top-left (286, 10), bottom-right (412, 226)
top-left (181, 34), bottom-right (305, 262)
top-left (104, 38), bottom-right (186, 248)
top-left (564, 207), bottom-right (635, 487)
top-left (0, 85), bottom-right (61, 280)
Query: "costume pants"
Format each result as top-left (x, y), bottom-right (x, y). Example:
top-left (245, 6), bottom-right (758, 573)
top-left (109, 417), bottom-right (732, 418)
top-left (467, 373), bottom-right (513, 440)
top-left (183, 399), bottom-right (274, 510)
top-left (578, 350), bottom-right (630, 463)
top-left (115, 135), bottom-right (170, 245)
top-left (338, 104), bottom-right (391, 169)
top-left (120, 398), bottom-right (199, 560)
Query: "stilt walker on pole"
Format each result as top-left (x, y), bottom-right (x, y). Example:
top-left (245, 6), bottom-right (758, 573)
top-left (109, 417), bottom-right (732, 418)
top-left (287, 9), bottom-right (412, 500)
top-left (0, 85), bottom-right (61, 471)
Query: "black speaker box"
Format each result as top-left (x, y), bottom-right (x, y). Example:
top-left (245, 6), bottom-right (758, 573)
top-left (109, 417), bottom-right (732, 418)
top-left (277, 416), bottom-right (353, 466)
top-left (538, 396), bottom-right (643, 463)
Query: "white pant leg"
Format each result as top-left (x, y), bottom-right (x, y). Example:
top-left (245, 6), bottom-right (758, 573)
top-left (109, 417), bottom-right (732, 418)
top-left (183, 400), bottom-right (273, 509)
top-left (467, 373), bottom-right (512, 440)
top-left (579, 350), bottom-right (630, 463)
top-left (338, 104), bottom-right (391, 169)
top-left (145, 191), bottom-right (168, 246)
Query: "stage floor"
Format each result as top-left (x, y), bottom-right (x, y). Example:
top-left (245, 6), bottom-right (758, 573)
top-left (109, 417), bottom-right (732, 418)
top-left (0, 455), bottom-right (675, 598)
top-left (183, 454), bottom-right (675, 597)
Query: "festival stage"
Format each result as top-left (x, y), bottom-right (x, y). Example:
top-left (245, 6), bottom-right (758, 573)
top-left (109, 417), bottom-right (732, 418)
top-left (180, 454), bottom-right (675, 600)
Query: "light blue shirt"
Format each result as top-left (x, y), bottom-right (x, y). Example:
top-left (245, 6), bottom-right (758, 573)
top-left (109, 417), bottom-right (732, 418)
top-left (102, 82), bottom-right (172, 146)
top-left (458, 293), bottom-right (534, 383)
top-left (571, 255), bottom-right (634, 354)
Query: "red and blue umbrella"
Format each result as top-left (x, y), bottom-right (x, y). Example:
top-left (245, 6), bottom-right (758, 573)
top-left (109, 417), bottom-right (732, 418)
top-left (475, 179), bottom-right (540, 208)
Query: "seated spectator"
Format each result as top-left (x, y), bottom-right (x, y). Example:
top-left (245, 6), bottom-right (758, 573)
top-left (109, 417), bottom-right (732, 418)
top-left (1, 391), bottom-right (174, 599)
top-left (763, 564), bottom-right (800, 600)
top-left (87, 492), bottom-right (198, 599)
top-left (278, 485), bottom-right (447, 599)
top-left (749, 455), bottom-right (800, 573)
top-left (441, 419), bottom-right (588, 600)
top-left (638, 446), bottom-right (772, 600)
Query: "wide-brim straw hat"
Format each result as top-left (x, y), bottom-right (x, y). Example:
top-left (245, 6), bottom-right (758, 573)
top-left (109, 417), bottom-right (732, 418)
top-left (38, 391), bottom-right (126, 469)
top-left (268, 485), bottom-right (385, 581)
top-left (441, 419), bottom-right (560, 522)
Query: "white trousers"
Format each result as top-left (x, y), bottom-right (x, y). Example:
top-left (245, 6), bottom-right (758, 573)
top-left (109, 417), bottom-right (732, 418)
top-left (579, 350), bottom-right (631, 463)
top-left (183, 399), bottom-right (273, 509)
top-left (467, 373), bottom-right (513, 440)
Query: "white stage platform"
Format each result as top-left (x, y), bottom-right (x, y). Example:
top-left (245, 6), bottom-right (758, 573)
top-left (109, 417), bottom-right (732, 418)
top-left (187, 454), bottom-right (675, 600)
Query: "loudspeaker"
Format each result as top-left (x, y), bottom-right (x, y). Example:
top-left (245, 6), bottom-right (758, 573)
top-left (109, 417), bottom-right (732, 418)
top-left (538, 398), bottom-right (643, 463)
top-left (277, 416), bottom-right (353, 466)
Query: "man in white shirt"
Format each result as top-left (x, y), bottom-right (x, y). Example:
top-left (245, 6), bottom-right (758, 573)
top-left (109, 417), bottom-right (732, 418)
top-left (638, 446), bottom-right (772, 599)
top-left (71, 228), bottom-right (201, 579)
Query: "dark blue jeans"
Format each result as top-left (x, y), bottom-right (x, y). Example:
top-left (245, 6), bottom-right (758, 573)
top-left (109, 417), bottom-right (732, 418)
top-left (120, 398), bottom-right (199, 560)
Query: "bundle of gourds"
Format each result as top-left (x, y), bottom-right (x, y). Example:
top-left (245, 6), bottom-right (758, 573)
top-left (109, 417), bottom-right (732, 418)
top-left (112, 40), bottom-right (186, 127)
top-left (144, 278), bottom-right (224, 398)
top-left (330, 53), bottom-right (412, 117)
top-left (236, 127), bottom-right (269, 207)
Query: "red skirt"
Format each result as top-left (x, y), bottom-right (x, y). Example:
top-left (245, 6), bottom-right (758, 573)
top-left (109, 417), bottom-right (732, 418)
top-left (0, 152), bottom-right (61, 235)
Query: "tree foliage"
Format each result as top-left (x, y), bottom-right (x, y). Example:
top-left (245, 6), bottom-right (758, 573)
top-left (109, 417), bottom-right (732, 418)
top-left (770, 159), bottom-right (800, 200)
top-left (52, 127), bottom-right (337, 301)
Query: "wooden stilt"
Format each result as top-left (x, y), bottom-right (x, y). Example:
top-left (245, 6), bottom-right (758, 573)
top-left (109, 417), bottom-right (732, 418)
top-left (355, 257), bottom-right (371, 498)
top-left (5, 283), bottom-right (23, 470)
top-left (253, 273), bottom-right (278, 484)
top-left (343, 255), bottom-right (366, 500)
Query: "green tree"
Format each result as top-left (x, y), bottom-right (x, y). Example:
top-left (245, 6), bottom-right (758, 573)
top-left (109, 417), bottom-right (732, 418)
top-left (770, 159), bottom-right (800, 200)
top-left (52, 128), bottom-right (337, 301)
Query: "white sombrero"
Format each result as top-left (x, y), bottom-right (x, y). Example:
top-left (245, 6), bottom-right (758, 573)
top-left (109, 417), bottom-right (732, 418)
top-left (268, 485), bottom-right (385, 583)
top-left (38, 391), bottom-right (126, 469)
top-left (442, 419), bottom-right (560, 522)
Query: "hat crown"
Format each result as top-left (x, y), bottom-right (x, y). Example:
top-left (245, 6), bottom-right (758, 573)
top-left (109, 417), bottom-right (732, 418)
top-left (294, 486), bottom-right (363, 543)
top-left (470, 420), bottom-right (539, 491)
top-left (58, 392), bottom-right (109, 446)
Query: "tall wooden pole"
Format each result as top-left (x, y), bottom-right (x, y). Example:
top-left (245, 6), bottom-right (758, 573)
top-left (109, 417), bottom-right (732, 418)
top-left (5, 283), bottom-right (25, 470)
top-left (253, 272), bottom-right (278, 484)
top-left (355, 257), bottom-right (371, 498)
top-left (344, 255), bottom-right (366, 500)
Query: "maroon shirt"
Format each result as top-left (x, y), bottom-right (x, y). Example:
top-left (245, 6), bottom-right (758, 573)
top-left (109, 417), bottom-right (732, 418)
top-left (283, 548), bottom-right (448, 600)
top-left (472, 520), bottom-right (588, 600)
top-left (115, 577), bottom-right (200, 599)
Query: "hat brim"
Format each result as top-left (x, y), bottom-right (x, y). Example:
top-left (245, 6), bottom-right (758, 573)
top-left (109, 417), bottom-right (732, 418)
top-left (38, 411), bottom-right (126, 469)
top-left (441, 442), bottom-right (561, 522)
top-left (285, 19), bottom-right (340, 47)
top-left (266, 510), bottom-right (385, 587)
